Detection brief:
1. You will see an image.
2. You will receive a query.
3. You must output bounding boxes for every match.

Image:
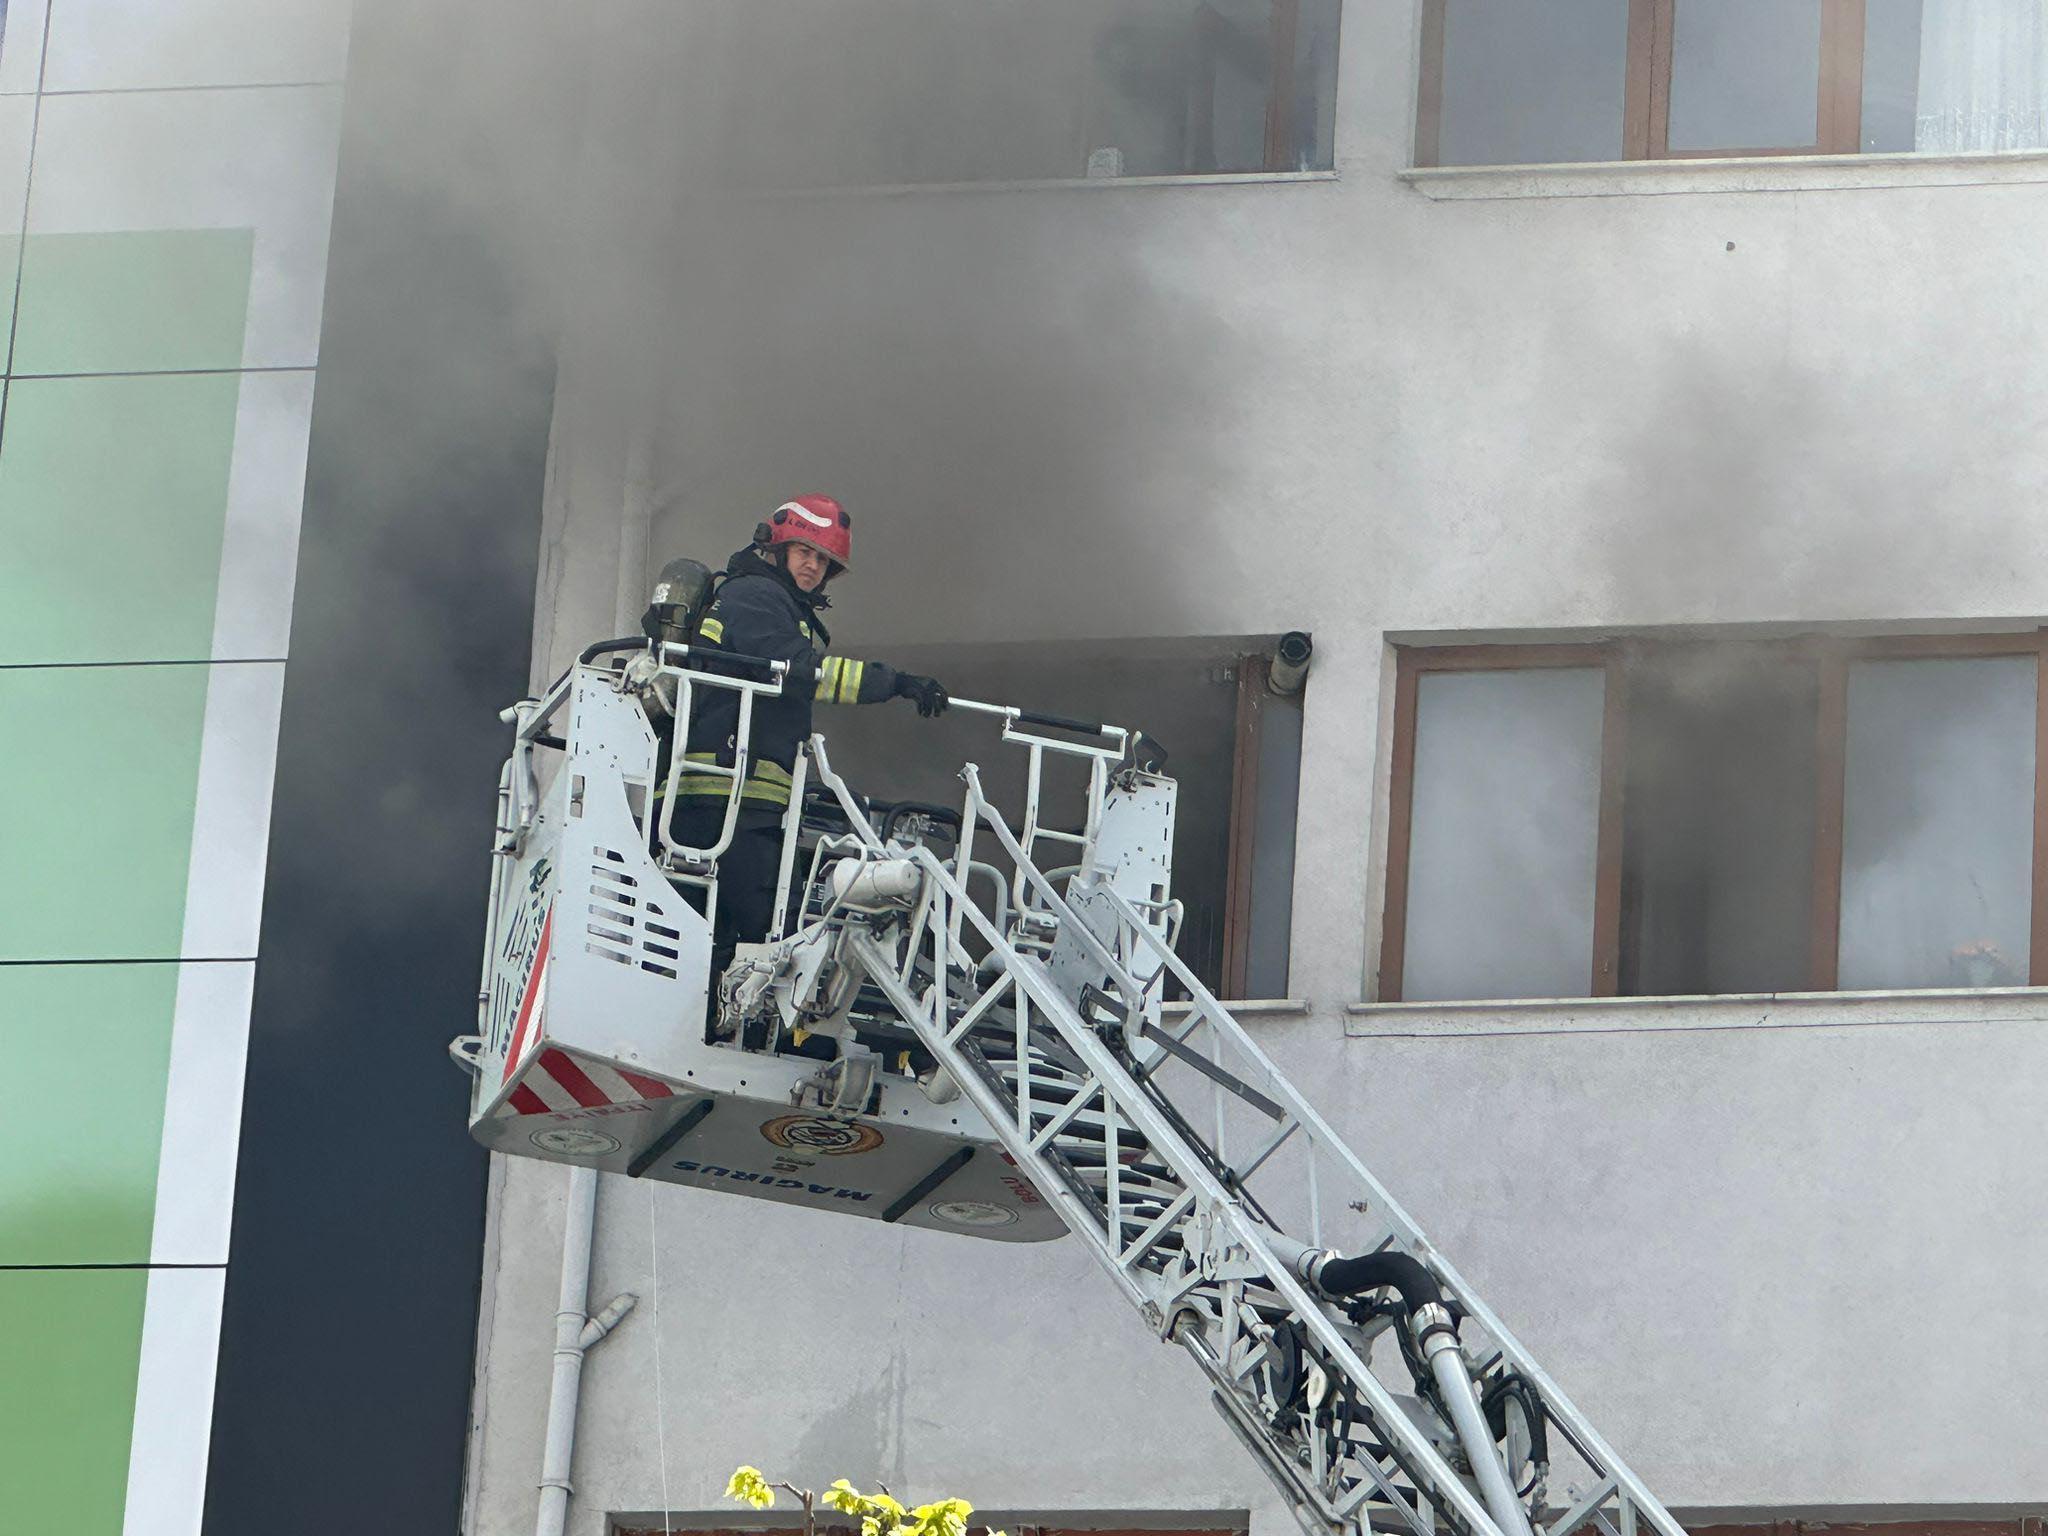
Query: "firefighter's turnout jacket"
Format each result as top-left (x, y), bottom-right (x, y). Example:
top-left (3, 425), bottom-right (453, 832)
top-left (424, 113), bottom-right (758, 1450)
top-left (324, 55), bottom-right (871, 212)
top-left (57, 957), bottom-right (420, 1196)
top-left (671, 545), bottom-right (907, 811)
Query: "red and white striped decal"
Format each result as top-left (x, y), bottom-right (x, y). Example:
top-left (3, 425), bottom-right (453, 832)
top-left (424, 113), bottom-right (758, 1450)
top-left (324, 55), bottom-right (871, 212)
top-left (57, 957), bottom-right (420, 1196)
top-left (504, 1049), bottom-right (676, 1116)
top-left (500, 907), bottom-right (554, 1084)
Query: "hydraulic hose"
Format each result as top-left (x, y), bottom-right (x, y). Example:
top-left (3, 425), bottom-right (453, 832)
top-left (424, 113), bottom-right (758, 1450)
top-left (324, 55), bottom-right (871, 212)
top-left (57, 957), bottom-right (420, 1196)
top-left (1270, 1235), bottom-right (1535, 1536)
top-left (1306, 1250), bottom-right (1445, 1319)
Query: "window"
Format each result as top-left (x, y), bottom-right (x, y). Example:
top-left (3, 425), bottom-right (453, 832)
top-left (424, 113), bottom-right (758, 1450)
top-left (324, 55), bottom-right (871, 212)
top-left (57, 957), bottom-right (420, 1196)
top-left (1415, 0), bottom-right (2048, 167)
top-left (699, 0), bottom-right (1341, 188)
top-left (1388, 655), bottom-right (1616, 1003)
top-left (1621, 645), bottom-right (1818, 996)
top-left (1381, 633), bottom-right (2048, 1003)
top-left (819, 641), bottom-right (1303, 999)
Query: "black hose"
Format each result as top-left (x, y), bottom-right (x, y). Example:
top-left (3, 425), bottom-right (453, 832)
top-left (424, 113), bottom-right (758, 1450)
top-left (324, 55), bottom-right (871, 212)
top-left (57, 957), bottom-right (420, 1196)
top-left (1313, 1250), bottom-right (1445, 1315)
top-left (577, 635), bottom-right (647, 664)
top-left (1482, 1373), bottom-right (1550, 1493)
top-left (1014, 706), bottom-right (1108, 735)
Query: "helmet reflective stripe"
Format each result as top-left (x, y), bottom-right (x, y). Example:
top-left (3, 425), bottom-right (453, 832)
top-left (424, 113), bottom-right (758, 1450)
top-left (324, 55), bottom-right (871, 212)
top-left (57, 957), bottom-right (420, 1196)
top-left (777, 500), bottom-right (835, 529)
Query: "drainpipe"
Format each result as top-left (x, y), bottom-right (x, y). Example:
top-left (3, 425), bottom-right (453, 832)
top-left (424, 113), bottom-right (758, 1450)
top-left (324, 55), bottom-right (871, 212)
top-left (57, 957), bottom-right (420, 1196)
top-left (536, 1166), bottom-right (637, 1536)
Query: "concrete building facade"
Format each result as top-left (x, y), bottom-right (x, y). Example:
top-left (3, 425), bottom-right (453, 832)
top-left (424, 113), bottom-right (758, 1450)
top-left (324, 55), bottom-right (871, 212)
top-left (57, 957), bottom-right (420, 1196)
top-left (467, 4), bottom-right (2048, 1535)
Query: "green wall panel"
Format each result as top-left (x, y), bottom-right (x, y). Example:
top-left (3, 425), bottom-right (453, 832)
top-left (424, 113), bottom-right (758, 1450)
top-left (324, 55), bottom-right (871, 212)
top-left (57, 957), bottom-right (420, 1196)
top-left (0, 372), bottom-right (243, 665)
top-left (11, 227), bottom-right (254, 376)
top-left (0, 964), bottom-right (177, 1264)
top-left (0, 665), bottom-right (209, 961)
top-left (0, 1269), bottom-right (146, 1533)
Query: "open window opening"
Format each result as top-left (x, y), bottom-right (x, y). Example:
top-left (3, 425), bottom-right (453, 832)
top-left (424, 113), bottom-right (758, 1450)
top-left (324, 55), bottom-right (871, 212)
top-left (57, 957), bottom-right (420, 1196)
top-left (818, 639), bottom-right (1303, 999)
top-left (693, 0), bottom-right (1341, 188)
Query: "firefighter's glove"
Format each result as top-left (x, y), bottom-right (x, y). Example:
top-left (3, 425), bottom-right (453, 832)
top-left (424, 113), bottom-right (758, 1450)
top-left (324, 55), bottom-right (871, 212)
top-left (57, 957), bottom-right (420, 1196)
top-left (620, 652), bottom-right (677, 721)
top-left (620, 652), bottom-right (663, 695)
top-left (894, 673), bottom-right (950, 718)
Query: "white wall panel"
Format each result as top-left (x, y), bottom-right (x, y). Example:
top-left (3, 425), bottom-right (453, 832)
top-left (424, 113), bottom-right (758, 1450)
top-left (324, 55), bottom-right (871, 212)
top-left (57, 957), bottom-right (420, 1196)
top-left (0, 0), bottom-right (49, 94)
top-left (178, 661), bottom-right (288, 960)
top-left (45, 0), bottom-right (351, 92)
top-left (212, 368), bottom-right (315, 660)
top-left (121, 1267), bottom-right (226, 1536)
top-left (150, 962), bottom-right (255, 1266)
top-left (26, 84), bottom-right (343, 368)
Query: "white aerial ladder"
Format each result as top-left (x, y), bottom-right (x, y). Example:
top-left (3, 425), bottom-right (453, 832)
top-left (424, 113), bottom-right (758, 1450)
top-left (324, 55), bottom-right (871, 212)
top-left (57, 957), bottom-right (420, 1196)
top-left (453, 637), bottom-right (1688, 1536)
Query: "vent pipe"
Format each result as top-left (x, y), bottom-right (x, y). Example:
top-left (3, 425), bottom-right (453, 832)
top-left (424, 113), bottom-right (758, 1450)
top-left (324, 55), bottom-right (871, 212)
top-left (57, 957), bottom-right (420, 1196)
top-left (1268, 631), bottom-right (1313, 696)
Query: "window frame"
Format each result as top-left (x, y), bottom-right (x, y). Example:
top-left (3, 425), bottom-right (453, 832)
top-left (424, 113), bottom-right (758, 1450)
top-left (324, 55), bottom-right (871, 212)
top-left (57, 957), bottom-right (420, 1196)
top-left (1414, 0), bottom-right (1871, 169)
top-left (1261, 0), bottom-right (1306, 172)
top-left (1379, 630), bottom-right (2048, 1003)
top-left (1223, 653), bottom-right (1272, 999)
top-left (1379, 643), bottom-right (1630, 1003)
top-left (1222, 649), bottom-right (1306, 1001)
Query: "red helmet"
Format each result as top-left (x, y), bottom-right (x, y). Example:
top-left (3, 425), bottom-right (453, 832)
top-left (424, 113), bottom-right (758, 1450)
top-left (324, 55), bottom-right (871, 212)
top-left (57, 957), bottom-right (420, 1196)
top-left (763, 494), bottom-right (853, 571)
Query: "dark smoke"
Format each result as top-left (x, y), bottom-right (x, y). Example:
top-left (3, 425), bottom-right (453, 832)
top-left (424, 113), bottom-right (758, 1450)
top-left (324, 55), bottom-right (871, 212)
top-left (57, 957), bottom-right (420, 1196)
top-left (523, 2), bottom-right (1267, 647)
top-left (208, 3), bottom-right (571, 1530)
top-left (215, 6), bottom-right (1272, 1525)
top-left (1594, 340), bottom-right (2039, 620)
top-left (1577, 335), bottom-right (2048, 994)
top-left (315, 0), bottom-right (1266, 651)
top-left (652, 196), bottom-right (1245, 645)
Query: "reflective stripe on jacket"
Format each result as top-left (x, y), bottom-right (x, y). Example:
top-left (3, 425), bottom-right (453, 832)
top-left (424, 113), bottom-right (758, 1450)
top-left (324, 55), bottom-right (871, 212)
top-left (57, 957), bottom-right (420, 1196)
top-left (660, 750), bottom-right (795, 808)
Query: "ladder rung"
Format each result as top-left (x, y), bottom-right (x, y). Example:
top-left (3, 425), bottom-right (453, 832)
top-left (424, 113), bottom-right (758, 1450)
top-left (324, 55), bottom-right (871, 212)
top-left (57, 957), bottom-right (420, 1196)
top-left (946, 971), bottom-right (1015, 1045)
top-left (1548, 1478), bottom-right (1619, 1536)
top-left (1027, 1087), bottom-right (1098, 1153)
top-left (1118, 1186), bottom-right (1195, 1268)
top-left (1339, 1458), bottom-right (1433, 1536)
top-left (1138, 1022), bottom-right (1284, 1120)
top-left (1230, 1118), bottom-right (1298, 1186)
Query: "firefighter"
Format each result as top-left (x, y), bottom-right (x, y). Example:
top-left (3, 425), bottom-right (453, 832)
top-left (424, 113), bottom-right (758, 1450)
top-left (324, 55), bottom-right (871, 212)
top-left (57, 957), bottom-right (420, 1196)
top-left (660, 496), bottom-right (948, 999)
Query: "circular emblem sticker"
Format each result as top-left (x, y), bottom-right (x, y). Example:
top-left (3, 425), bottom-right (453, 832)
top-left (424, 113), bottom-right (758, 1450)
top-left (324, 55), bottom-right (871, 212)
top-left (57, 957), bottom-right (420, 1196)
top-left (760, 1114), bottom-right (884, 1156)
top-left (929, 1200), bottom-right (1018, 1228)
top-left (531, 1126), bottom-right (621, 1157)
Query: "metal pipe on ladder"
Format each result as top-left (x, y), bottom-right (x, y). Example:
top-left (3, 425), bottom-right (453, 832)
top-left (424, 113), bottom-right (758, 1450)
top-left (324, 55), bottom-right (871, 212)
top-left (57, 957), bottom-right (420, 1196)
top-left (1274, 1237), bottom-right (1536, 1536)
top-left (1425, 1326), bottom-right (1536, 1536)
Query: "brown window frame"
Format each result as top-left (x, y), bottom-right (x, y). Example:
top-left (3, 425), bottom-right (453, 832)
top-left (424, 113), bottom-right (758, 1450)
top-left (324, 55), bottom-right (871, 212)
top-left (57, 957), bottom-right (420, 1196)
top-left (1380, 644), bottom-right (1630, 1003)
top-left (1379, 630), bottom-right (2048, 1003)
top-left (1415, 0), bottom-right (1870, 168)
top-left (1221, 648), bottom-right (1307, 1001)
top-left (1222, 653), bottom-right (1273, 999)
